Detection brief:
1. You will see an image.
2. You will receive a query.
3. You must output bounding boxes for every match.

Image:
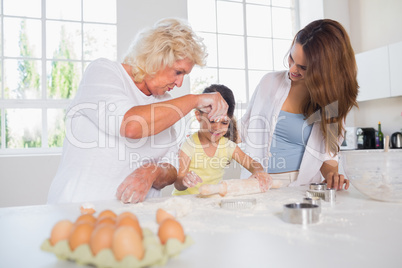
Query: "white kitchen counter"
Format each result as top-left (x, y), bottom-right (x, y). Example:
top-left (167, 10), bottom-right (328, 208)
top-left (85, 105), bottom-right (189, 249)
top-left (0, 185), bottom-right (401, 268)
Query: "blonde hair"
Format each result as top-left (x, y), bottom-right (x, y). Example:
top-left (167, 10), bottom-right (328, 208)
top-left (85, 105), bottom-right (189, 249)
top-left (123, 18), bottom-right (207, 83)
top-left (292, 19), bottom-right (359, 156)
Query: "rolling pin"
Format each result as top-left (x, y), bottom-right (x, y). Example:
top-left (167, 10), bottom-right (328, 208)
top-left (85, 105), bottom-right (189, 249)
top-left (199, 178), bottom-right (280, 197)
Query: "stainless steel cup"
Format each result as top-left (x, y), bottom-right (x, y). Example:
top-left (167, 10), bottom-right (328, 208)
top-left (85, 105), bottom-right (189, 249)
top-left (282, 203), bottom-right (320, 224)
top-left (325, 188), bottom-right (336, 202)
top-left (309, 182), bottom-right (327, 191)
top-left (303, 196), bottom-right (321, 206)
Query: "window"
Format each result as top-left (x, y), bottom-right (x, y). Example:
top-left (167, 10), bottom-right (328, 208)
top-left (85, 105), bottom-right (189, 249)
top-left (187, 0), bottom-right (298, 119)
top-left (0, 0), bottom-right (116, 154)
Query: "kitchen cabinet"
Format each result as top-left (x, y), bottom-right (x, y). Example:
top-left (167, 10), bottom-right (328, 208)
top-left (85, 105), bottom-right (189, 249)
top-left (356, 46), bottom-right (390, 101)
top-left (389, 41), bottom-right (402, 97)
top-left (356, 41), bottom-right (402, 102)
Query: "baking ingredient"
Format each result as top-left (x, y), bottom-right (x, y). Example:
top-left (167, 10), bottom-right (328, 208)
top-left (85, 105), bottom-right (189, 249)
top-left (80, 203), bottom-right (96, 214)
top-left (96, 216), bottom-right (116, 226)
top-left (117, 211), bottom-right (138, 222)
top-left (75, 214), bottom-right (97, 225)
top-left (49, 220), bottom-right (74, 246)
top-left (156, 208), bottom-right (175, 224)
top-left (112, 226), bottom-right (144, 261)
top-left (162, 197), bottom-right (193, 218)
top-left (98, 209), bottom-right (117, 220)
top-left (115, 215), bottom-right (143, 239)
top-left (158, 218), bottom-right (185, 245)
top-left (199, 178), bottom-right (280, 197)
top-left (89, 224), bottom-right (115, 255)
top-left (69, 222), bottom-right (95, 251)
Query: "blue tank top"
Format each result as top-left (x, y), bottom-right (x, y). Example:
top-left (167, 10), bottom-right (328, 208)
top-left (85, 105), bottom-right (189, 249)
top-left (269, 110), bottom-right (313, 173)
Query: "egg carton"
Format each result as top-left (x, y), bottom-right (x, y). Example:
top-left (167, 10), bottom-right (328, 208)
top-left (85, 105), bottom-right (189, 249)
top-left (41, 228), bottom-right (194, 268)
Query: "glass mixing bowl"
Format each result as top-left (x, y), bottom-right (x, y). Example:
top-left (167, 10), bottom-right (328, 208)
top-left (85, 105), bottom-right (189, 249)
top-left (341, 150), bottom-right (402, 202)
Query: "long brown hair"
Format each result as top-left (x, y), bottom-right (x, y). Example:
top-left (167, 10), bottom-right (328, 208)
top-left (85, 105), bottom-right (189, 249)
top-left (203, 84), bottom-right (239, 143)
top-left (292, 19), bottom-right (359, 155)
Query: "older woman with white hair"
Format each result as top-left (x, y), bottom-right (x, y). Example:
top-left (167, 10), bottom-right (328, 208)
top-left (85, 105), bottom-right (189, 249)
top-left (47, 18), bottom-right (228, 204)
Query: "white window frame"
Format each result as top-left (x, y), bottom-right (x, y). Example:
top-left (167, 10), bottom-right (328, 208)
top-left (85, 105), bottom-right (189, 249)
top-left (0, 0), bottom-right (117, 155)
top-left (188, 0), bottom-right (300, 114)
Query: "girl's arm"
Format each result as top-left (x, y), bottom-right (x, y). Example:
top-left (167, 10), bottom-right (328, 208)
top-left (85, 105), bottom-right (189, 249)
top-left (232, 145), bottom-right (273, 191)
top-left (174, 150), bottom-right (202, 191)
top-left (232, 146), bottom-right (264, 174)
top-left (320, 160), bottom-right (349, 190)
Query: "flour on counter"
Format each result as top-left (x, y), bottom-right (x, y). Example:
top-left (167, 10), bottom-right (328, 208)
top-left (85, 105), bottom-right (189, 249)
top-left (108, 186), bottom-right (367, 244)
top-left (161, 197), bottom-right (194, 218)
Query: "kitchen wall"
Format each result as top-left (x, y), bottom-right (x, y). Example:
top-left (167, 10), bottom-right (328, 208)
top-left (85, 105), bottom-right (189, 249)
top-left (0, 154), bottom-right (61, 207)
top-left (325, 0), bottom-right (402, 136)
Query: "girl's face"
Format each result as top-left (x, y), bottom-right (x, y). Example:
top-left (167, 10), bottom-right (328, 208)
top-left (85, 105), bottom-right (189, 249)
top-left (288, 42), bottom-right (307, 82)
top-left (196, 110), bottom-right (231, 142)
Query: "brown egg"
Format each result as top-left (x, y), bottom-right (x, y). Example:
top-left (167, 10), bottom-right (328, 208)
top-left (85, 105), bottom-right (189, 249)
top-left (89, 224), bottom-right (115, 256)
top-left (75, 214), bottom-right (97, 225)
top-left (96, 216), bottom-right (116, 226)
top-left (112, 226), bottom-right (144, 261)
top-left (117, 211), bottom-right (137, 222)
top-left (98, 210), bottom-right (117, 220)
top-left (50, 220), bottom-right (74, 246)
top-left (115, 215), bottom-right (143, 239)
top-left (156, 208), bottom-right (175, 225)
top-left (69, 222), bottom-right (95, 251)
top-left (158, 218), bottom-right (185, 245)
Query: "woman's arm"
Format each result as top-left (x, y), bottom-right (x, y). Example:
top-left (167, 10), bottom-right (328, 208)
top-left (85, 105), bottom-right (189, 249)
top-left (153, 163), bottom-right (178, 190)
top-left (116, 162), bottom-right (177, 203)
top-left (121, 93), bottom-right (228, 139)
top-left (320, 160), bottom-right (349, 190)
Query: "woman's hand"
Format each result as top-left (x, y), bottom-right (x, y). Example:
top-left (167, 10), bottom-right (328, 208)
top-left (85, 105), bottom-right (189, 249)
top-left (320, 160), bottom-right (349, 190)
top-left (115, 164), bottom-right (159, 203)
top-left (250, 172), bottom-right (273, 192)
top-left (182, 171), bottom-right (203, 188)
top-left (197, 92), bottom-right (229, 122)
top-left (323, 172), bottom-right (349, 190)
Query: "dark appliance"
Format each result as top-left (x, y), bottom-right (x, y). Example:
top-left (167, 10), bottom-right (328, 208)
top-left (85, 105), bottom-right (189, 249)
top-left (357, 128), bottom-right (376, 149)
top-left (391, 132), bottom-right (402, 148)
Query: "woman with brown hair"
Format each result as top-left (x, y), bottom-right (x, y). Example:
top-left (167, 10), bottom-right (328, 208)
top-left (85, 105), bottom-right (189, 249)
top-left (240, 19), bottom-right (359, 190)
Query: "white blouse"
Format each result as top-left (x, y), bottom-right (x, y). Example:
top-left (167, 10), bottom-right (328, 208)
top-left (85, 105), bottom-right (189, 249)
top-left (47, 58), bottom-right (180, 203)
top-left (240, 70), bottom-right (341, 186)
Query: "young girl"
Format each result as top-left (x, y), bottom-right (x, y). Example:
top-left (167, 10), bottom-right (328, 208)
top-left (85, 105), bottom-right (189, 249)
top-left (173, 84), bottom-right (272, 195)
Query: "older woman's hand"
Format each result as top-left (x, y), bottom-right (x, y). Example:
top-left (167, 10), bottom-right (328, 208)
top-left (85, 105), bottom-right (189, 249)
top-left (116, 164), bottom-right (158, 203)
top-left (197, 92), bottom-right (229, 122)
top-left (323, 172), bottom-right (349, 190)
